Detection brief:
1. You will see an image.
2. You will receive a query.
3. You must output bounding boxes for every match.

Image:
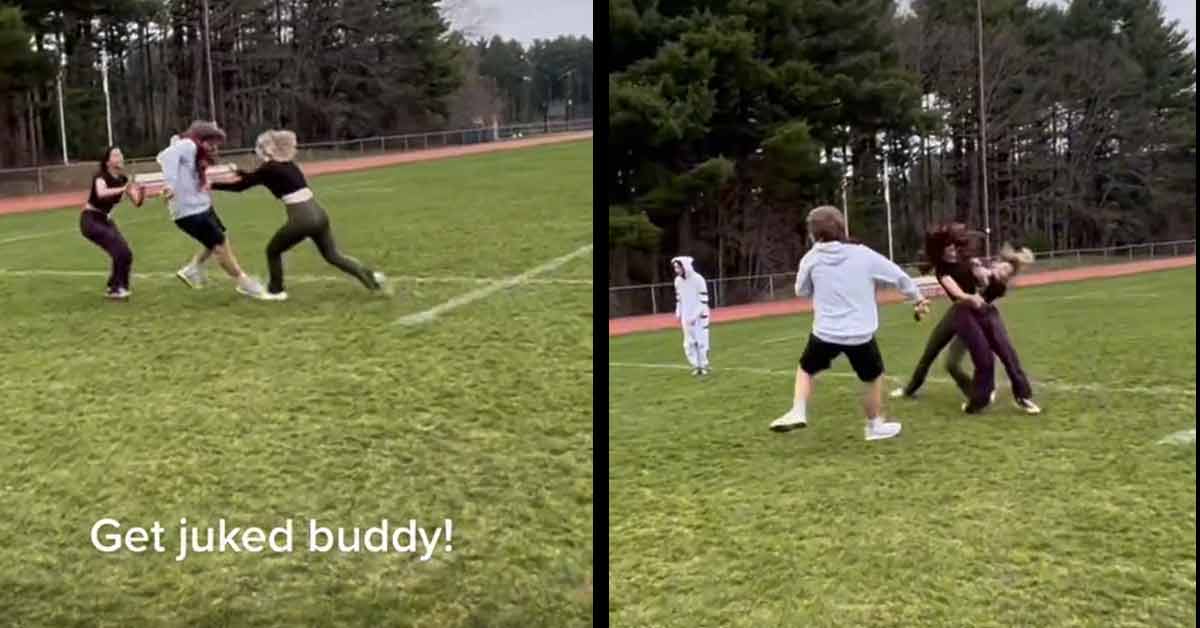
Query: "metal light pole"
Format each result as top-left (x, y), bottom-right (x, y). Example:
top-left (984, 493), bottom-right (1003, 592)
top-left (101, 48), bottom-right (113, 146)
top-left (841, 175), bottom-right (850, 237)
top-left (56, 53), bottom-right (68, 165)
top-left (560, 69), bottom-right (575, 126)
top-left (522, 75), bottom-right (532, 128)
top-left (976, 0), bottom-right (991, 257)
top-left (883, 151), bottom-right (894, 260)
top-left (202, 0), bottom-right (216, 121)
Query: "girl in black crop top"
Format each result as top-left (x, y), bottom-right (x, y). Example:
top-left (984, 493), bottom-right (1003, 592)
top-left (79, 147), bottom-right (140, 299)
top-left (210, 130), bottom-right (388, 301)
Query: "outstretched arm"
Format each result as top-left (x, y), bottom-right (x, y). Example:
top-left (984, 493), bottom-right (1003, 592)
top-left (211, 166), bottom-right (264, 192)
top-left (868, 250), bottom-right (925, 304)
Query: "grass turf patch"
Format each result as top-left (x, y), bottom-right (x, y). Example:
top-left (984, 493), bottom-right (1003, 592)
top-left (0, 140), bottom-right (593, 628)
top-left (609, 268), bottom-right (1196, 628)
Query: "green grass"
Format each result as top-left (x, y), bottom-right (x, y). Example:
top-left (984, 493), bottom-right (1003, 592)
top-left (609, 268), bottom-right (1195, 628)
top-left (0, 141), bottom-right (593, 627)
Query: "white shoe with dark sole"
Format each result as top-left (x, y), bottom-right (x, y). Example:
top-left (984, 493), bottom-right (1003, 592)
top-left (770, 409), bottom-right (807, 432)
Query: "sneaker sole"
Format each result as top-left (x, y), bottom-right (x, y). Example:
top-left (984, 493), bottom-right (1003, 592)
top-left (865, 431), bottom-right (902, 441)
top-left (235, 286), bottom-right (267, 299)
top-left (770, 422), bottom-right (807, 433)
top-left (176, 272), bottom-right (201, 289)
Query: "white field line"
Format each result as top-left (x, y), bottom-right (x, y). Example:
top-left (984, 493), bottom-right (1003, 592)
top-left (396, 243), bottom-right (593, 325)
top-left (608, 361), bottom-right (1197, 397)
top-left (1157, 429), bottom-right (1196, 445)
top-left (0, 268), bottom-right (590, 286)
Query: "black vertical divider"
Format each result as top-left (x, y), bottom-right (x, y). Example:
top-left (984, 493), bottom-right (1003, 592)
top-left (593, 0), bottom-right (610, 623)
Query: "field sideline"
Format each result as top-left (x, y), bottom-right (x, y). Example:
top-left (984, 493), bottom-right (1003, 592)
top-left (0, 130), bottom-right (593, 216)
top-left (0, 140), bottom-right (593, 627)
top-left (609, 255), bottom-right (1196, 335)
top-left (609, 268), bottom-right (1195, 628)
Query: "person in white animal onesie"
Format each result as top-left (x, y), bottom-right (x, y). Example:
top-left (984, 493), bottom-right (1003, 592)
top-left (672, 256), bottom-right (711, 375)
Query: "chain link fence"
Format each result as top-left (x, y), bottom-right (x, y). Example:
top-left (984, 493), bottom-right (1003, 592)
top-left (0, 118), bottom-right (593, 198)
top-left (609, 239), bottom-right (1197, 318)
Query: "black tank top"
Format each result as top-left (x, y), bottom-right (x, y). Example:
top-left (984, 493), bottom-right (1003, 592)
top-left (86, 170), bottom-right (129, 214)
top-left (211, 161), bottom-right (308, 198)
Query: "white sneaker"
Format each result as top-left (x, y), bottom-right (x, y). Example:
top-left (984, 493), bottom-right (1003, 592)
top-left (1015, 398), bottom-right (1041, 414)
top-left (770, 409), bottom-right (807, 432)
top-left (864, 418), bottom-right (902, 441)
top-left (373, 272), bottom-right (393, 296)
top-left (890, 387), bottom-right (911, 399)
top-left (235, 277), bottom-right (268, 299)
top-left (105, 288), bottom-right (131, 300)
top-left (261, 291), bottom-right (288, 301)
top-left (176, 266), bottom-right (204, 289)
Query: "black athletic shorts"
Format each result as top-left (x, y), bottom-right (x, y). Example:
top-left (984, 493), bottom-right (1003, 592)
top-left (799, 334), bottom-right (885, 382)
top-left (174, 208), bottom-right (227, 250)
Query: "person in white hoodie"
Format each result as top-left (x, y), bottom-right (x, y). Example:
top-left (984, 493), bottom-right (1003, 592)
top-left (671, 256), bottom-right (711, 376)
top-left (156, 121), bottom-right (266, 299)
top-left (770, 206), bottom-right (930, 441)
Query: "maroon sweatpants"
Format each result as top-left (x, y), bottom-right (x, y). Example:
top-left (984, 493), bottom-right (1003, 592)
top-left (952, 304), bottom-right (1033, 410)
top-left (952, 305), bottom-right (993, 410)
top-left (978, 306), bottom-right (1033, 400)
top-left (80, 210), bottom-right (133, 291)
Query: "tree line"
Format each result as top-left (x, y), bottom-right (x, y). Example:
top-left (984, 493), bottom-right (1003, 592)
top-left (0, 0), bottom-right (593, 167)
top-left (608, 0), bottom-right (1196, 293)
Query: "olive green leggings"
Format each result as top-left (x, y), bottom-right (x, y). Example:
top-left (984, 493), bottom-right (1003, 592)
top-left (267, 200), bottom-right (379, 293)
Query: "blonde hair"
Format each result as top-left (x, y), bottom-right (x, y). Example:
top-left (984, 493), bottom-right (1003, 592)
top-left (255, 130), bottom-right (298, 162)
top-left (997, 243), bottom-right (1035, 273)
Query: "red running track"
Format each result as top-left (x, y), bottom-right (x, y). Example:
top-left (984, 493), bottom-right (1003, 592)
top-left (608, 255), bottom-right (1196, 337)
top-left (0, 131), bottom-right (593, 217)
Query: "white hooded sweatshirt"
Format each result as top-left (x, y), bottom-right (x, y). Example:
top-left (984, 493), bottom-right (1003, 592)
top-left (794, 241), bottom-right (923, 345)
top-left (672, 256), bottom-right (709, 324)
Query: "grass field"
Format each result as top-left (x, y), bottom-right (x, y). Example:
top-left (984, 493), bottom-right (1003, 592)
top-left (0, 141), bottom-right (592, 627)
top-left (609, 268), bottom-right (1196, 628)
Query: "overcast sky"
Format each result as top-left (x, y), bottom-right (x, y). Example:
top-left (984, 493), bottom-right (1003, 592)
top-left (447, 0), bottom-right (593, 44)
top-left (1156, 0), bottom-right (1196, 48)
top-left (896, 0), bottom-right (1195, 49)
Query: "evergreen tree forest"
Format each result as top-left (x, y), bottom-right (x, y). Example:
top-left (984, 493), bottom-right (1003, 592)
top-left (0, 1), bottom-right (593, 166)
top-left (608, 0), bottom-right (1196, 293)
